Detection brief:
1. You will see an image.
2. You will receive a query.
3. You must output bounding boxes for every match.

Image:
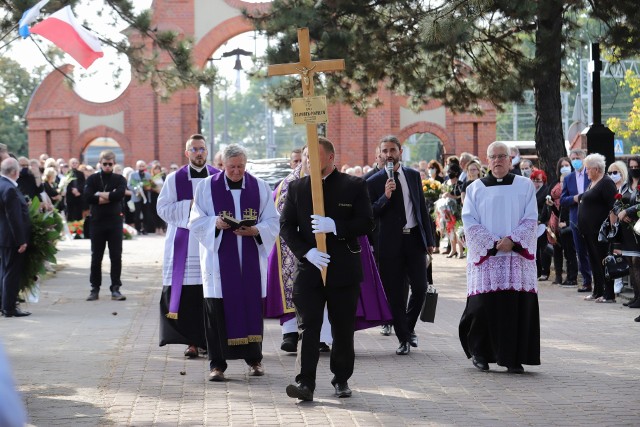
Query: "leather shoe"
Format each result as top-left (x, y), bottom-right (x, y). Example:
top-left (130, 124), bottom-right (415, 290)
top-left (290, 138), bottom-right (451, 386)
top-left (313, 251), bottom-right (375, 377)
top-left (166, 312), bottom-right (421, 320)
top-left (2, 307), bottom-right (31, 317)
top-left (635, 315), bottom-right (640, 322)
top-left (86, 290), bottom-right (99, 301)
top-left (248, 363), bottom-right (265, 376)
top-left (380, 324), bottom-right (392, 336)
top-left (286, 382), bottom-right (313, 401)
top-left (184, 345), bottom-right (198, 358)
top-left (396, 342), bottom-right (410, 355)
top-left (209, 368), bottom-right (225, 382)
top-left (280, 333), bottom-right (298, 352)
top-left (623, 298), bottom-right (636, 307)
top-left (409, 331), bottom-right (418, 348)
top-left (560, 280), bottom-right (578, 288)
top-left (628, 299), bottom-right (640, 308)
top-left (472, 355), bottom-right (489, 371)
top-left (333, 382), bottom-right (352, 398)
top-left (319, 342), bottom-right (331, 352)
top-left (111, 290), bottom-right (126, 301)
top-left (507, 364), bottom-right (524, 374)
top-left (577, 285), bottom-right (592, 293)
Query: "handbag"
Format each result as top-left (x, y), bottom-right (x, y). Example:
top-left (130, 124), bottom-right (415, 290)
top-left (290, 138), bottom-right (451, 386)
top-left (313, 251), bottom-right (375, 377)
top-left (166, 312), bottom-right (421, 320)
top-left (419, 285), bottom-right (438, 323)
top-left (602, 252), bottom-right (629, 280)
top-left (598, 217), bottom-right (619, 243)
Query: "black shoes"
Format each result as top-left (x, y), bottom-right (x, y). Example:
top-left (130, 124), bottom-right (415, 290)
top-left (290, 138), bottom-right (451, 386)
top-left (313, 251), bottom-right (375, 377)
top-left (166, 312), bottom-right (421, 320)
top-left (319, 342), bottom-right (331, 352)
top-left (286, 383), bottom-right (314, 401)
top-left (472, 355), bottom-right (489, 371)
top-left (577, 285), bottom-right (592, 293)
top-left (380, 324), bottom-right (392, 336)
top-left (396, 341), bottom-right (410, 355)
top-left (623, 298), bottom-right (636, 307)
top-left (635, 315), bottom-right (640, 322)
top-left (409, 331), bottom-right (418, 348)
top-left (111, 290), bottom-right (126, 301)
top-left (86, 290), bottom-right (99, 301)
top-left (560, 280), bottom-right (578, 288)
top-left (334, 382), bottom-right (352, 398)
top-left (627, 299), bottom-right (640, 308)
top-left (1, 307), bottom-right (31, 317)
top-left (280, 333), bottom-right (298, 352)
top-left (507, 364), bottom-right (525, 374)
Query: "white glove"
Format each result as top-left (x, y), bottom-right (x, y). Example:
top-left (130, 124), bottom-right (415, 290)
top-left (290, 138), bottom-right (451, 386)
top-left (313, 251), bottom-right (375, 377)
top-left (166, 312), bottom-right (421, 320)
top-left (304, 248), bottom-right (331, 271)
top-left (310, 214), bottom-right (337, 234)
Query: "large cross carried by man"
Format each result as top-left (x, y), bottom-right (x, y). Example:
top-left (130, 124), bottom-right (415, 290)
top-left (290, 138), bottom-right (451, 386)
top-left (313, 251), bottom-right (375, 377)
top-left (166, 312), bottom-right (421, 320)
top-left (267, 27), bottom-right (344, 283)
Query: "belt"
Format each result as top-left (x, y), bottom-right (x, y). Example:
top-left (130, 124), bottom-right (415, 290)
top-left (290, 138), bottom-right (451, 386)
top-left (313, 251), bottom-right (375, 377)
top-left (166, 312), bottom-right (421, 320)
top-left (402, 227), bottom-right (415, 234)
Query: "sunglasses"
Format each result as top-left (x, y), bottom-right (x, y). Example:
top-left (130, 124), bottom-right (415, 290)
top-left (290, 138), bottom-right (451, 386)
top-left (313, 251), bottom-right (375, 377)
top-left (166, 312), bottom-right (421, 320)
top-left (102, 162), bottom-right (114, 167)
top-left (607, 171), bottom-right (619, 175)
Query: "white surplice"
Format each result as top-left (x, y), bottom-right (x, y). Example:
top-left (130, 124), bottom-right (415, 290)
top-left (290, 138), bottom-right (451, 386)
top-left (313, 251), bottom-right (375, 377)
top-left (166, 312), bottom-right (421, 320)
top-left (157, 168), bottom-right (211, 286)
top-left (188, 174), bottom-right (279, 298)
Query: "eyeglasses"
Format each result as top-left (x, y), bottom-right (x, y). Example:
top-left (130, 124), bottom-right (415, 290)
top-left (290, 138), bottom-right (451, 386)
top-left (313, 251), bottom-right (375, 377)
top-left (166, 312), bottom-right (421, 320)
top-left (188, 147), bottom-right (206, 154)
top-left (488, 154), bottom-right (509, 160)
top-left (102, 162), bottom-right (114, 167)
top-left (607, 171), bottom-right (620, 176)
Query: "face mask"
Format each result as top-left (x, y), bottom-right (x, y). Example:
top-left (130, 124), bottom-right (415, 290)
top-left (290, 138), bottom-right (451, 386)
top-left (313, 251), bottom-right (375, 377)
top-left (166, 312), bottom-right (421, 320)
top-left (428, 168), bottom-right (436, 176)
top-left (609, 173), bottom-right (621, 183)
top-left (521, 169), bottom-right (532, 178)
top-left (571, 159), bottom-right (583, 170)
top-left (631, 169), bottom-right (640, 179)
top-left (511, 155), bottom-right (520, 166)
top-left (560, 166), bottom-right (571, 176)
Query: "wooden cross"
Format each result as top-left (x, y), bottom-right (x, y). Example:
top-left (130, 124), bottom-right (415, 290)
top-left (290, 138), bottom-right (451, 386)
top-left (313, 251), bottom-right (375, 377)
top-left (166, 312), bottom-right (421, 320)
top-left (268, 27), bottom-right (345, 284)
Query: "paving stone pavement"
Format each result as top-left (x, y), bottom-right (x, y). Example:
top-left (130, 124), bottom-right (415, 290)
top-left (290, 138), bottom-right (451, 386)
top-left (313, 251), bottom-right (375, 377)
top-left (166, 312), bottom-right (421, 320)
top-left (1, 235), bottom-right (639, 426)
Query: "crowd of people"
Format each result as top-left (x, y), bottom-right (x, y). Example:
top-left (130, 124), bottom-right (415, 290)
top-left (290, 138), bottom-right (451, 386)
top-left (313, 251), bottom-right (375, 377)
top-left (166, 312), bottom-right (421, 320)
top-left (1, 134), bottom-right (638, 407)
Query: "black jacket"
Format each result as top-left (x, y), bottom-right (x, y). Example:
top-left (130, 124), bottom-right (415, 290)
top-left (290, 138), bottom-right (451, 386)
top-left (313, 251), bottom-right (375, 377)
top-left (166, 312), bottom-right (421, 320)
top-left (83, 171), bottom-right (127, 221)
top-left (280, 168), bottom-right (373, 287)
top-left (367, 166), bottom-right (435, 256)
top-left (0, 176), bottom-right (30, 247)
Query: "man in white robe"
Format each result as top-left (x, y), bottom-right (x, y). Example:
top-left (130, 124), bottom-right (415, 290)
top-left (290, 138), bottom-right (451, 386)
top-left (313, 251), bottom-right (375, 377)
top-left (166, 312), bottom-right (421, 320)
top-left (189, 144), bottom-right (279, 382)
top-left (157, 134), bottom-right (219, 358)
top-left (459, 141), bottom-right (540, 374)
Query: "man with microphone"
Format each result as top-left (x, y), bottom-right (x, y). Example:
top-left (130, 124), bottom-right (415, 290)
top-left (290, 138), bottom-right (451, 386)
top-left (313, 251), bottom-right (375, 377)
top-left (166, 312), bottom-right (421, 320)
top-left (367, 135), bottom-right (435, 355)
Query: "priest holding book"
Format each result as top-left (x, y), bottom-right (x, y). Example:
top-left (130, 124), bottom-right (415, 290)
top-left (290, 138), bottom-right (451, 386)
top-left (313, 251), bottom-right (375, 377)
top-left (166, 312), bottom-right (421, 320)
top-left (189, 144), bottom-right (279, 382)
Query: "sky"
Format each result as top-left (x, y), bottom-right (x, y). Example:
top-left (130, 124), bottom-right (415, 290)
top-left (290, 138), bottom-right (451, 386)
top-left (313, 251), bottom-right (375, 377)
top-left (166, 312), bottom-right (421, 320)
top-left (6, 0), bottom-right (267, 103)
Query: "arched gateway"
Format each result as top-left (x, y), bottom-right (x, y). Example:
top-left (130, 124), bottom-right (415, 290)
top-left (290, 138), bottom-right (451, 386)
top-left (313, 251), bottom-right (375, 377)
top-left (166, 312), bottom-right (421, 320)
top-left (25, 0), bottom-right (496, 167)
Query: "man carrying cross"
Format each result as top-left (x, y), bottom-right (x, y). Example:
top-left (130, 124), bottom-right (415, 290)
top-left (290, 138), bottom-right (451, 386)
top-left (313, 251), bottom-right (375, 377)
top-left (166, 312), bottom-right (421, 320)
top-left (188, 144), bottom-right (279, 382)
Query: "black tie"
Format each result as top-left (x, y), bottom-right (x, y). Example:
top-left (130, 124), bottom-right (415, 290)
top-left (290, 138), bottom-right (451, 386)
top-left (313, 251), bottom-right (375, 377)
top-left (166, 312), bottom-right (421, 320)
top-left (393, 172), bottom-right (406, 227)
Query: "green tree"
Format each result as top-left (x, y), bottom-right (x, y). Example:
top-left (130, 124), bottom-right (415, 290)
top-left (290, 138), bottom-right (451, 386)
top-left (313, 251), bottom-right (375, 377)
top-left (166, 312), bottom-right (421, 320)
top-left (0, 57), bottom-right (40, 156)
top-left (248, 0), bottom-right (640, 182)
top-left (607, 71), bottom-right (640, 141)
top-left (2, 1), bottom-right (215, 97)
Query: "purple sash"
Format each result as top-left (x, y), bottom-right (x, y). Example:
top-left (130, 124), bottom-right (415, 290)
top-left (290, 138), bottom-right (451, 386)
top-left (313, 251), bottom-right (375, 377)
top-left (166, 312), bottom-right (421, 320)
top-left (166, 164), bottom-right (219, 319)
top-left (211, 172), bottom-right (263, 345)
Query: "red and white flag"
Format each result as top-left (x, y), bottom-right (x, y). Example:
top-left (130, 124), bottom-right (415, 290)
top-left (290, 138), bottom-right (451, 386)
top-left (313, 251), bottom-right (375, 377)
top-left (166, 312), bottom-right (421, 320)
top-left (30, 5), bottom-right (104, 69)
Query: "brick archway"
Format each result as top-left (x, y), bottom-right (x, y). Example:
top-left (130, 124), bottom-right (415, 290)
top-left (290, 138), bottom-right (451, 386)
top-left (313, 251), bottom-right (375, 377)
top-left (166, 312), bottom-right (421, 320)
top-left (397, 122), bottom-right (452, 153)
top-left (74, 126), bottom-right (131, 162)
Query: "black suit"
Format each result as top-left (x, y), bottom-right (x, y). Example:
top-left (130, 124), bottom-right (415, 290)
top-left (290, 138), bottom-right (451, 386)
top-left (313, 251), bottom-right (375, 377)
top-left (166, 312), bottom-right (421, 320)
top-left (280, 168), bottom-right (373, 391)
top-left (367, 166), bottom-right (435, 344)
top-left (0, 176), bottom-right (31, 312)
top-left (66, 168), bottom-right (86, 221)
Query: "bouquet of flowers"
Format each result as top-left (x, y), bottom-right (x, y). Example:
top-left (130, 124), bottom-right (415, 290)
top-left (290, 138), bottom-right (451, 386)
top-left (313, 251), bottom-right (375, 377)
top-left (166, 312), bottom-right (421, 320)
top-left (130, 178), bottom-right (150, 202)
top-left (57, 171), bottom-right (76, 194)
top-left (68, 219), bottom-right (85, 239)
top-left (123, 223), bottom-right (137, 240)
top-left (20, 198), bottom-right (64, 297)
top-left (422, 179), bottom-right (442, 202)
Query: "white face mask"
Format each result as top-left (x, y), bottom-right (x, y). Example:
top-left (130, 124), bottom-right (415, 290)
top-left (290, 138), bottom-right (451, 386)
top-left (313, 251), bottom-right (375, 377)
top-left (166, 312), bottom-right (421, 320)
top-left (610, 173), bottom-right (621, 183)
top-left (521, 169), bottom-right (532, 178)
top-left (511, 155), bottom-right (520, 166)
top-left (560, 166), bottom-right (571, 176)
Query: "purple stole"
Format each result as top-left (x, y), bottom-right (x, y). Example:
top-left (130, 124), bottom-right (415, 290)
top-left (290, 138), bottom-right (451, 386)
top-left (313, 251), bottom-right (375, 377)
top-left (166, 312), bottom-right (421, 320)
top-left (166, 164), bottom-right (219, 319)
top-left (211, 172), bottom-right (263, 345)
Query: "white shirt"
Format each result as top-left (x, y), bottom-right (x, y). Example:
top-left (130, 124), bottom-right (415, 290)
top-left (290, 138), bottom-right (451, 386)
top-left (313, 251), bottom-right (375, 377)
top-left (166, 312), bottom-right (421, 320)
top-left (396, 166), bottom-right (417, 229)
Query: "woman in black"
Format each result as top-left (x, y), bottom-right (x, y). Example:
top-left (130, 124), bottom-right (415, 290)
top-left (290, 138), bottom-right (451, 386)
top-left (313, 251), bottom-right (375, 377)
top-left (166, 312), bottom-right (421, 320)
top-left (578, 153), bottom-right (618, 303)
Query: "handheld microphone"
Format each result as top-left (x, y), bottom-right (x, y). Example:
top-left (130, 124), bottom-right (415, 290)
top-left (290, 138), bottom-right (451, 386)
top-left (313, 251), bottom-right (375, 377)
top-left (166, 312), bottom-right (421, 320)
top-left (386, 161), bottom-right (394, 180)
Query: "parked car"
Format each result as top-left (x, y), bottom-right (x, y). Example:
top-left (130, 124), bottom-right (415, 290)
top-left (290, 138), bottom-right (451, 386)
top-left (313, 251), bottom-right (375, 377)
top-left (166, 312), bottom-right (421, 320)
top-left (246, 158), bottom-right (292, 190)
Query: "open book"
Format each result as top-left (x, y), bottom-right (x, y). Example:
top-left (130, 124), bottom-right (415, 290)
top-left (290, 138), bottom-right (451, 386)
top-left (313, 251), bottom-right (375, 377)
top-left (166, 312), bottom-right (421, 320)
top-left (221, 211), bottom-right (256, 230)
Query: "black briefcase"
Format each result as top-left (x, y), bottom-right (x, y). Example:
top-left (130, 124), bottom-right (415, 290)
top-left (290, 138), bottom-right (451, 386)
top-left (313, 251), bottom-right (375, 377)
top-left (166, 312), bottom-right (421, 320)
top-left (420, 285), bottom-right (438, 323)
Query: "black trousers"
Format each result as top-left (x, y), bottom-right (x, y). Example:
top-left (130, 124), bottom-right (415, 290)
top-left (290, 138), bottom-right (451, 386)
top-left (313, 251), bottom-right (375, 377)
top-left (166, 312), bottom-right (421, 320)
top-left (378, 228), bottom-right (428, 343)
top-left (66, 197), bottom-right (84, 221)
top-left (293, 281), bottom-right (360, 391)
top-left (133, 201), bottom-right (151, 233)
top-left (553, 227), bottom-right (578, 282)
top-left (535, 234), bottom-right (552, 277)
top-left (90, 217), bottom-right (123, 291)
top-left (1, 247), bottom-right (26, 311)
top-left (581, 230), bottom-right (614, 300)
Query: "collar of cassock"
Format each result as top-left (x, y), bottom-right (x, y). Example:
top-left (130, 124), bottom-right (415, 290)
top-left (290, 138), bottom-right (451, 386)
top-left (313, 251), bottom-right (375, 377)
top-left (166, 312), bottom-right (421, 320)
top-left (481, 172), bottom-right (515, 187)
